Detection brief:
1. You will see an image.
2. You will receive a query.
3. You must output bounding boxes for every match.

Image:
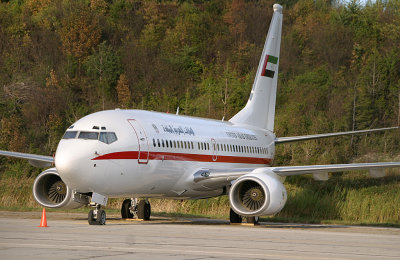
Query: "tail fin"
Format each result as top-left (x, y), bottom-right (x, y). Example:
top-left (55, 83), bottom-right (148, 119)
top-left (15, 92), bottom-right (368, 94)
top-left (229, 4), bottom-right (283, 131)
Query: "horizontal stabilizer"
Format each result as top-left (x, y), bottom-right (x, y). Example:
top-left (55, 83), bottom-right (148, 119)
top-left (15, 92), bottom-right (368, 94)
top-left (275, 127), bottom-right (399, 144)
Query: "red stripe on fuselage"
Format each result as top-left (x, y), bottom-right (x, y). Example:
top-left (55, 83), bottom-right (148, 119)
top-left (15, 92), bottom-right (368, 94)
top-left (92, 151), bottom-right (139, 160)
top-left (92, 151), bottom-right (272, 165)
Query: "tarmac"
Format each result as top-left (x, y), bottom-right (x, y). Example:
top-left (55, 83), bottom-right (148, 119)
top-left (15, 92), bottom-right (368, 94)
top-left (0, 211), bottom-right (399, 259)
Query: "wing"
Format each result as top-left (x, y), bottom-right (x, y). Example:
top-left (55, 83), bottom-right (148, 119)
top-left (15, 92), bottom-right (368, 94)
top-left (275, 127), bottom-right (398, 144)
top-left (193, 162), bottom-right (400, 188)
top-left (0, 150), bottom-right (54, 168)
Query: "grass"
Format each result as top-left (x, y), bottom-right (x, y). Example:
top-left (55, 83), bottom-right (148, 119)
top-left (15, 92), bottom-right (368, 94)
top-left (1, 169), bottom-right (400, 226)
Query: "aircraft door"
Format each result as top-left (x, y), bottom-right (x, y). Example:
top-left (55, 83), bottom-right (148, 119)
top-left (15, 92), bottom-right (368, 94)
top-left (128, 119), bottom-right (149, 164)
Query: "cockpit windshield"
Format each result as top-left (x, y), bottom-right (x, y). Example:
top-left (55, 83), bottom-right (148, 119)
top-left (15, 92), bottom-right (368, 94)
top-left (78, 132), bottom-right (99, 140)
top-left (62, 131), bottom-right (78, 139)
top-left (62, 130), bottom-right (117, 144)
top-left (99, 132), bottom-right (118, 144)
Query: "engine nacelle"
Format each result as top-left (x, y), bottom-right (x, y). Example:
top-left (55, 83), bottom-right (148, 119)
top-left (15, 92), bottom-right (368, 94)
top-left (33, 168), bottom-right (85, 209)
top-left (229, 168), bottom-right (287, 216)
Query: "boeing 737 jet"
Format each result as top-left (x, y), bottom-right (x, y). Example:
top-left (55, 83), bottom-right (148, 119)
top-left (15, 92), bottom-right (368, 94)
top-left (1, 4), bottom-right (399, 225)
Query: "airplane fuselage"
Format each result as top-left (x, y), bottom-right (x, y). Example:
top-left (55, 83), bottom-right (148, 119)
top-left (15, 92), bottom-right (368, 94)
top-left (55, 109), bottom-right (275, 199)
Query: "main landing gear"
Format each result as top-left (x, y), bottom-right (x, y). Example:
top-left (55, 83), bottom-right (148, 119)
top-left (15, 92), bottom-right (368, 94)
top-left (229, 208), bottom-right (259, 225)
top-left (121, 198), bottom-right (151, 220)
top-left (88, 204), bottom-right (106, 225)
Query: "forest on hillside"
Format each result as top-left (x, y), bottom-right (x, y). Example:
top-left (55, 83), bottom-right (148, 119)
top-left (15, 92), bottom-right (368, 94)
top-left (0, 0), bottom-right (400, 173)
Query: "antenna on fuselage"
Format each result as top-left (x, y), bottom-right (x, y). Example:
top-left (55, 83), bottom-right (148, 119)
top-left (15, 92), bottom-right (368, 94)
top-left (176, 107), bottom-right (180, 115)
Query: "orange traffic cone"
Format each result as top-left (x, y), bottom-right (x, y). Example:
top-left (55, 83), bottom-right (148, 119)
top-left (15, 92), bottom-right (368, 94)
top-left (38, 208), bottom-right (48, 227)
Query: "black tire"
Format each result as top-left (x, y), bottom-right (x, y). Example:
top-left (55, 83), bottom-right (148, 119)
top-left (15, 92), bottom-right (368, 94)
top-left (88, 210), bottom-right (97, 225)
top-left (230, 208), bottom-right (242, 223)
top-left (121, 199), bottom-right (134, 219)
top-left (96, 210), bottom-right (106, 225)
top-left (137, 200), bottom-right (151, 220)
top-left (246, 216), bottom-right (259, 225)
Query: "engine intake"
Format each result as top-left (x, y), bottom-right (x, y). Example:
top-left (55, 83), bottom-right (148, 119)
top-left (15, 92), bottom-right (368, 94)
top-left (33, 168), bottom-right (85, 209)
top-left (229, 168), bottom-right (287, 216)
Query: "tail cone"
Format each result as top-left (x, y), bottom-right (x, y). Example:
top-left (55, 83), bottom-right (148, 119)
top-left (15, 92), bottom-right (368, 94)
top-left (38, 208), bottom-right (48, 227)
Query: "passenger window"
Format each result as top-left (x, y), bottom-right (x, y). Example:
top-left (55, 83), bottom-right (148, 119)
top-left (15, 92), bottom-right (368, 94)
top-left (63, 131), bottom-right (77, 139)
top-left (162, 140), bottom-right (165, 147)
top-left (153, 138), bottom-right (156, 147)
top-left (207, 143), bottom-right (210, 150)
top-left (166, 140), bottom-right (169, 148)
top-left (157, 139), bottom-right (160, 147)
top-left (170, 140), bottom-right (173, 148)
top-left (184, 142), bottom-right (187, 149)
top-left (173, 140), bottom-right (176, 148)
top-left (198, 142), bottom-right (200, 150)
top-left (191, 141), bottom-right (194, 149)
top-left (78, 131), bottom-right (99, 140)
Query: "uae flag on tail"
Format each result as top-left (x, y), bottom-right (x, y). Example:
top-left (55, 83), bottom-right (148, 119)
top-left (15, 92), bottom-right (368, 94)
top-left (261, 55), bottom-right (278, 78)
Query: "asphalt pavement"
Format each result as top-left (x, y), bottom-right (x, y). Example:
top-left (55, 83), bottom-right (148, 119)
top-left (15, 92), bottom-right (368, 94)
top-left (0, 211), bottom-right (399, 259)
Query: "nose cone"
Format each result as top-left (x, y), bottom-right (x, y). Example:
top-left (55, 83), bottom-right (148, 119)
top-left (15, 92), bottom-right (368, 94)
top-left (55, 140), bottom-right (92, 192)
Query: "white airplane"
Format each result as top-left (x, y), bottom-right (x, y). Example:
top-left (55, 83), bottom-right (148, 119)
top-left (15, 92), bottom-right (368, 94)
top-left (1, 4), bottom-right (399, 225)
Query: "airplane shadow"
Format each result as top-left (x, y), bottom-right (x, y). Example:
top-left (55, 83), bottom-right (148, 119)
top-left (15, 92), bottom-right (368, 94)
top-left (100, 216), bottom-right (349, 229)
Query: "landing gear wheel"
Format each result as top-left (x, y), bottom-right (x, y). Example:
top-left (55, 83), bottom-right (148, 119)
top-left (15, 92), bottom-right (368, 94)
top-left (137, 200), bottom-right (151, 220)
top-left (229, 208), bottom-right (242, 224)
top-left (88, 210), bottom-right (96, 225)
top-left (121, 199), bottom-right (134, 219)
top-left (246, 216), bottom-right (259, 225)
top-left (88, 209), bottom-right (106, 225)
top-left (96, 210), bottom-right (106, 225)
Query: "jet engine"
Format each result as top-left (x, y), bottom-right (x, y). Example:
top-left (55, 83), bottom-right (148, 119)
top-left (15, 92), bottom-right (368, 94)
top-left (229, 168), bottom-right (287, 216)
top-left (33, 168), bottom-right (85, 209)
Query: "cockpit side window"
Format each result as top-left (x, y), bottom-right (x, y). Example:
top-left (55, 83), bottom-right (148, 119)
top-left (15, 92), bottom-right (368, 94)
top-left (62, 131), bottom-right (78, 139)
top-left (99, 132), bottom-right (118, 144)
top-left (78, 131), bottom-right (99, 140)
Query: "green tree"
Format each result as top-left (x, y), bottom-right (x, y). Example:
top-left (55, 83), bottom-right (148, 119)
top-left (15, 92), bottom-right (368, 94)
top-left (85, 41), bottom-right (122, 109)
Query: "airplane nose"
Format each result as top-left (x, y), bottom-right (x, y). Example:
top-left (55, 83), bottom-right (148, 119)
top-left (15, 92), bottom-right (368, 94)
top-left (55, 141), bottom-right (92, 192)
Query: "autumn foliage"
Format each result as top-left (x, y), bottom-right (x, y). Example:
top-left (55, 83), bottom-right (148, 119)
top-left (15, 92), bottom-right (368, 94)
top-left (0, 0), bottom-right (399, 166)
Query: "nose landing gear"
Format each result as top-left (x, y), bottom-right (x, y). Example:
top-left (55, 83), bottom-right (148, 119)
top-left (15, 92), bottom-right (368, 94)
top-left (88, 204), bottom-right (106, 225)
top-left (121, 198), bottom-right (151, 220)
